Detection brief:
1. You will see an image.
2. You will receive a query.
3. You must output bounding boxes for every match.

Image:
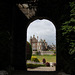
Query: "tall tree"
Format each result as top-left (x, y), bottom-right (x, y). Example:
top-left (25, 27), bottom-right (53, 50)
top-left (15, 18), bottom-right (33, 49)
top-left (61, 1), bottom-right (75, 74)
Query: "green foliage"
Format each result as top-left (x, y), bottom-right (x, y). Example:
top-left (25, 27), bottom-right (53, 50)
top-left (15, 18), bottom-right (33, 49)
top-left (50, 49), bottom-right (54, 51)
top-left (61, 1), bottom-right (75, 54)
top-left (31, 56), bottom-right (40, 62)
top-left (26, 41), bottom-right (32, 60)
top-left (35, 51), bottom-right (39, 55)
top-left (27, 63), bottom-right (46, 68)
top-left (70, 2), bottom-right (75, 17)
top-left (53, 51), bottom-right (56, 55)
top-left (61, 1), bottom-right (75, 73)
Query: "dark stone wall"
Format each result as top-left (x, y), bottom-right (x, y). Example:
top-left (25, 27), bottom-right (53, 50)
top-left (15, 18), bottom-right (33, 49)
top-left (0, 0), bottom-right (71, 73)
top-left (0, 0), bottom-right (13, 70)
top-left (12, 5), bottom-right (29, 70)
top-left (0, 0), bottom-right (29, 70)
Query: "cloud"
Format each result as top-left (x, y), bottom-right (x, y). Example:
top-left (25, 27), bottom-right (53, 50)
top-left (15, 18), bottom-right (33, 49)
top-left (27, 19), bottom-right (56, 45)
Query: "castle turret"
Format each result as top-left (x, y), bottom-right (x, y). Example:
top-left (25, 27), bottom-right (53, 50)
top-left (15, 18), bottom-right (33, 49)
top-left (33, 35), bottom-right (35, 38)
top-left (44, 40), bottom-right (45, 43)
top-left (37, 36), bottom-right (38, 42)
top-left (37, 36), bottom-right (38, 39)
top-left (30, 36), bottom-right (32, 39)
top-left (30, 36), bottom-right (32, 44)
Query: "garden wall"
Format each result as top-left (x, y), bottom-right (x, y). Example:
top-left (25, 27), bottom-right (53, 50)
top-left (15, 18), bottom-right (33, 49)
top-left (32, 51), bottom-right (54, 55)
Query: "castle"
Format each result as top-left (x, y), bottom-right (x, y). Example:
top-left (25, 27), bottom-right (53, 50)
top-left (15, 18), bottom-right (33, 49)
top-left (30, 35), bottom-right (48, 51)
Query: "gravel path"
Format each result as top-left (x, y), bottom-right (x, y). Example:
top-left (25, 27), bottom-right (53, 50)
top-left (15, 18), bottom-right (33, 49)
top-left (27, 66), bottom-right (56, 71)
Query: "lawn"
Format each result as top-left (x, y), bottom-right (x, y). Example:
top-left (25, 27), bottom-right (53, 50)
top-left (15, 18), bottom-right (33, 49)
top-left (32, 55), bottom-right (56, 63)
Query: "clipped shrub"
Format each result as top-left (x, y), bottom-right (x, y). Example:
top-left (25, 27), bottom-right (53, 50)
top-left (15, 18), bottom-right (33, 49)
top-left (46, 62), bottom-right (50, 67)
top-left (53, 63), bottom-right (56, 66)
top-left (26, 41), bottom-right (32, 60)
top-left (35, 51), bottom-right (41, 55)
top-left (42, 58), bottom-right (46, 64)
top-left (36, 51), bottom-right (38, 55)
top-left (27, 63), bottom-right (46, 68)
top-left (53, 51), bottom-right (56, 55)
top-left (31, 56), bottom-right (40, 62)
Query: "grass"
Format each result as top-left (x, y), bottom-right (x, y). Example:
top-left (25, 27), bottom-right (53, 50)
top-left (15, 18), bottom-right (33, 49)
top-left (32, 55), bottom-right (56, 63)
top-left (27, 55), bottom-right (56, 68)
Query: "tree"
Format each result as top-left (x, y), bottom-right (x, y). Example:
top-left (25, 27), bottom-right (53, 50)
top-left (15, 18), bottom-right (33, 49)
top-left (26, 41), bottom-right (32, 60)
top-left (61, 1), bottom-right (75, 74)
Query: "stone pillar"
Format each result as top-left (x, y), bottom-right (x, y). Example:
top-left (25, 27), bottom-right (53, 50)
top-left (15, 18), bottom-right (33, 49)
top-left (12, 5), bottom-right (29, 70)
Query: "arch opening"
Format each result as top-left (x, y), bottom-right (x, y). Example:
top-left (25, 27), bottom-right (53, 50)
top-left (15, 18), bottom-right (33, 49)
top-left (26, 19), bottom-right (56, 71)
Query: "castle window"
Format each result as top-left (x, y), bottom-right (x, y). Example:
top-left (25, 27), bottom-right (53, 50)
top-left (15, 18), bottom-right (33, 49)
top-left (39, 47), bottom-right (40, 49)
top-left (37, 43), bottom-right (39, 45)
top-left (32, 47), bottom-right (36, 50)
top-left (32, 43), bottom-right (35, 46)
top-left (43, 43), bottom-right (44, 45)
top-left (41, 47), bottom-right (43, 49)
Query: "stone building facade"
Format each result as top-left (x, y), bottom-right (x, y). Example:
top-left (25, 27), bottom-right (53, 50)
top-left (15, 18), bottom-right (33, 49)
top-left (30, 35), bottom-right (48, 51)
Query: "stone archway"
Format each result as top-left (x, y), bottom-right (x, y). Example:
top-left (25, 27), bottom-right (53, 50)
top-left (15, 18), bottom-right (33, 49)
top-left (13, 0), bottom-right (65, 71)
top-left (26, 18), bottom-right (56, 71)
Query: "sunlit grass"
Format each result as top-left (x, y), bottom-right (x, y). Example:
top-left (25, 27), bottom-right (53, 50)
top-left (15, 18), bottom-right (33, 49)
top-left (32, 55), bottom-right (56, 63)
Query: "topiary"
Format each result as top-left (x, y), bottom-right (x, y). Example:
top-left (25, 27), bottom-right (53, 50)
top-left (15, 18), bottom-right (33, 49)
top-left (42, 58), bottom-right (46, 64)
top-left (46, 62), bottom-right (50, 67)
top-left (31, 56), bottom-right (40, 62)
top-left (26, 41), bottom-right (32, 60)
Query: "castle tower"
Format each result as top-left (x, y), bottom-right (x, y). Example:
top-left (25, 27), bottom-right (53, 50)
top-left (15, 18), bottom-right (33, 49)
top-left (30, 36), bottom-right (32, 45)
top-left (33, 35), bottom-right (35, 38)
top-left (37, 36), bottom-right (38, 42)
top-left (44, 40), bottom-right (45, 43)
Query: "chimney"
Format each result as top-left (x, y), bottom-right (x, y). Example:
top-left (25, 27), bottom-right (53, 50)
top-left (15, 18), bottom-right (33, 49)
top-left (37, 36), bottom-right (38, 39)
top-left (44, 40), bottom-right (45, 42)
top-left (37, 36), bottom-right (38, 42)
top-left (33, 35), bottom-right (35, 38)
top-left (30, 36), bottom-right (32, 39)
top-left (30, 36), bottom-right (32, 44)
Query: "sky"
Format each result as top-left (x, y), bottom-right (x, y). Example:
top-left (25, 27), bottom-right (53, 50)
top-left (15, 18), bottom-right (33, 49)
top-left (27, 19), bottom-right (56, 45)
